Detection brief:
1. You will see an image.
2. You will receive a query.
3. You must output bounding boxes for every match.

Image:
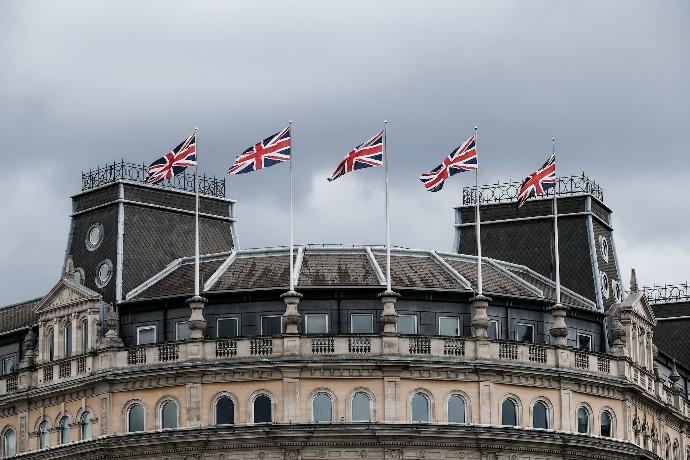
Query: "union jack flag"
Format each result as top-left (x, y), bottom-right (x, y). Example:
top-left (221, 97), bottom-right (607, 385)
top-left (146, 131), bottom-right (197, 185)
top-left (327, 130), bottom-right (384, 182)
top-left (419, 133), bottom-right (477, 192)
top-left (228, 126), bottom-right (291, 175)
top-left (517, 154), bottom-right (556, 208)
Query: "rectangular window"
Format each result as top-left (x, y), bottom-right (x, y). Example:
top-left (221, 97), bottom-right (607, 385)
top-left (488, 320), bottom-right (499, 340)
top-left (136, 325), bottom-right (157, 345)
top-left (397, 315), bottom-right (418, 334)
top-left (217, 318), bottom-right (239, 338)
top-left (2, 357), bottom-right (15, 375)
top-left (577, 333), bottom-right (592, 351)
top-left (351, 314), bottom-right (374, 334)
top-left (439, 316), bottom-right (460, 336)
top-left (261, 315), bottom-right (283, 336)
top-left (175, 321), bottom-right (191, 341)
top-left (515, 323), bottom-right (535, 343)
top-left (305, 314), bottom-right (328, 334)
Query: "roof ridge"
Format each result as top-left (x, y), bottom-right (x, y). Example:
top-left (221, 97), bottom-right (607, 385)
top-left (0, 296), bottom-right (44, 312)
top-left (430, 251), bottom-right (472, 290)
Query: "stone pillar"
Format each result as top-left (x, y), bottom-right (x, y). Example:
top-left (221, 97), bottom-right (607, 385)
top-left (186, 296), bottom-right (208, 340)
top-left (19, 330), bottom-right (37, 369)
top-left (547, 303), bottom-right (569, 347)
top-left (383, 375), bottom-right (400, 421)
top-left (281, 291), bottom-right (303, 335)
top-left (609, 317), bottom-right (626, 356)
top-left (470, 294), bottom-right (491, 339)
top-left (378, 291), bottom-right (400, 335)
top-left (97, 305), bottom-right (124, 349)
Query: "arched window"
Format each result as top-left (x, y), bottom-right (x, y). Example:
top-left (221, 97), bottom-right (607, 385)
top-left (2, 428), bottom-right (16, 457)
top-left (64, 322), bottom-right (72, 358)
top-left (160, 400), bottom-right (178, 429)
top-left (501, 398), bottom-right (518, 426)
top-left (216, 396), bottom-right (235, 425)
top-left (447, 394), bottom-right (466, 424)
top-left (81, 319), bottom-right (89, 354)
top-left (59, 416), bottom-right (70, 444)
top-left (351, 392), bottom-right (371, 422)
top-left (80, 411), bottom-right (93, 440)
top-left (532, 401), bottom-right (549, 429)
top-left (411, 393), bottom-right (429, 423)
top-left (128, 403), bottom-right (145, 432)
top-left (38, 421), bottom-right (50, 449)
top-left (673, 440), bottom-right (679, 460)
top-left (253, 394), bottom-right (272, 423)
top-left (577, 406), bottom-right (589, 433)
top-left (664, 435), bottom-right (670, 459)
top-left (312, 392), bottom-right (333, 422)
top-left (600, 410), bottom-right (613, 437)
top-left (47, 328), bottom-right (55, 362)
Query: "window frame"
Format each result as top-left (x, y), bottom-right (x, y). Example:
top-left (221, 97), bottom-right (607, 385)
top-left (81, 318), bottom-right (89, 354)
top-left (488, 320), bottom-right (500, 340)
top-left (251, 393), bottom-right (273, 424)
top-left (260, 315), bottom-right (283, 336)
top-left (438, 316), bottom-right (460, 337)
top-left (350, 391), bottom-right (373, 422)
top-left (600, 409), bottom-right (614, 438)
top-left (500, 397), bottom-right (519, 427)
top-left (397, 314), bottom-right (418, 335)
top-left (216, 317), bottom-right (239, 338)
top-left (80, 411), bottom-right (93, 441)
top-left (58, 415), bottom-right (70, 445)
top-left (531, 400), bottom-right (550, 429)
top-left (136, 325), bottom-right (157, 345)
top-left (214, 394), bottom-right (236, 425)
top-left (126, 402), bottom-right (145, 433)
top-left (576, 405), bottom-right (590, 434)
top-left (410, 391), bottom-right (431, 423)
top-left (311, 391), bottom-right (334, 423)
top-left (38, 421), bottom-right (50, 450)
top-left (1, 356), bottom-right (15, 376)
top-left (514, 323), bottom-right (535, 343)
top-left (350, 313), bottom-right (374, 334)
top-left (64, 322), bottom-right (73, 358)
top-left (47, 327), bottom-right (55, 362)
top-left (305, 313), bottom-right (329, 335)
top-left (446, 393), bottom-right (468, 424)
top-left (577, 333), bottom-right (593, 351)
top-left (159, 399), bottom-right (179, 430)
top-left (174, 321), bottom-right (191, 341)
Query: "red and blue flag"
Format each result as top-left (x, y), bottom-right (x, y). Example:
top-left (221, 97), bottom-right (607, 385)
top-left (228, 126), bottom-right (291, 175)
top-left (328, 131), bottom-right (384, 182)
top-left (419, 133), bottom-right (477, 192)
top-left (517, 154), bottom-right (556, 208)
top-left (146, 131), bottom-right (197, 184)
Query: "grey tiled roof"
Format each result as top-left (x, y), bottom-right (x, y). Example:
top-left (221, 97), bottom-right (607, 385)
top-left (132, 259), bottom-right (225, 300)
top-left (0, 298), bottom-right (41, 335)
top-left (212, 254), bottom-right (291, 291)
top-left (373, 253), bottom-right (460, 289)
top-left (299, 253), bottom-right (380, 286)
top-left (442, 257), bottom-right (534, 297)
top-left (501, 265), bottom-right (594, 309)
top-left (654, 318), bottom-right (690, 370)
top-left (652, 301), bottom-right (690, 319)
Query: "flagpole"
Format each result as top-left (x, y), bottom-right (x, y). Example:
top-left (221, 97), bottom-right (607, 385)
top-left (474, 126), bottom-right (483, 296)
top-left (289, 120), bottom-right (294, 292)
top-left (384, 120), bottom-right (391, 292)
top-left (552, 137), bottom-right (560, 304)
top-left (194, 127), bottom-right (200, 297)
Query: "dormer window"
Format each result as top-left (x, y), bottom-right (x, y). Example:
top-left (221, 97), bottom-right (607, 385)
top-left (599, 236), bottom-right (610, 263)
top-left (601, 272), bottom-right (610, 299)
top-left (96, 259), bottom-right (113, 288)
top-left (86, 223), bottom-right (104, 251)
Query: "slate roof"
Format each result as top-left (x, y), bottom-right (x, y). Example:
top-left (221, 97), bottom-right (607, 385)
top-left (0, 298), bottom-right (42, 336)
top-left (653, 317), bottom-right (690, 370)
top-left (298, 252), bottom-right (380, 287)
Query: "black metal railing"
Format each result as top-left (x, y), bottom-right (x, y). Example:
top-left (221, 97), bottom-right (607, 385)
top-left (462, 173), bottom-right (604, 206)
top-left (81, 160), bottom-right (226, 198)
top-left (642, 283), bottom-right (690, 304)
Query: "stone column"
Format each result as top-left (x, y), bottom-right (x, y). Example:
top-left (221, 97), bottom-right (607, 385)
top-left (281, 291), bottom-right (303, 335)
top-left (547, 303), bottom-right (569, 347)
top-left (470, 294), bottom-right (491, 339)
top-left (186, 296), bottom-right (208, 340)
top-left (379, 291), bottom-right (400, 354)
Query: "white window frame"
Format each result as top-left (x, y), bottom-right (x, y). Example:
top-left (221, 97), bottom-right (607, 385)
top-left (438, 316), bottom-right (460, 337)
top-left (577, 333), bottom-right (593, 351)
top-left (175, 321), bottom-right (190, 341)
top-left (216, 317), bottom-right (239, 338)
top-left (136, 325), bottom-right (157, 345)
top-left (305, 313), bottom-right (329, 335)
top-left (2, 356), bottom-right (15, 375)
top-left (514, 323), bottom-right (535, 343)
top-left (260, 315), bottom-right (283, 336)
top-left (488, 320), bottom-right (500, 340)
top-left (397, 314), bottom-right (418, 334)
top-left (350, 314), bottom-right (374, 334)
top-left (159, 399), bottom-right (179, 429)
top-left (601, 271), bottom-right (610, 299)
top-left (599, 236), bottom-right (610, 263)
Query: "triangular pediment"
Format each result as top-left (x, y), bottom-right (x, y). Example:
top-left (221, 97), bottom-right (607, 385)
top-left (619, 291), bottom-right (657, 326)
top-left (33, 276), bottom-right (102, 316)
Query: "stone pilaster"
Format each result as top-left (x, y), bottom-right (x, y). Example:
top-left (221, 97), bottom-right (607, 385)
top-left (547, 303), bottom-right (569, 347)
top-left (470, 294), bottom-right (491, 339)
top-left (281, 291), bottom-right (303, 335)
top-left (186, 296), bottom-right (208, 340)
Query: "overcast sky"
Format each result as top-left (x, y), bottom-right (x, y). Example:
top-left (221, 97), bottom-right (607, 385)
top-left (1, 0), bottom-right (689, 305)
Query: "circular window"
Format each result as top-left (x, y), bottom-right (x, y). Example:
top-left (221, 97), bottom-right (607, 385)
top-left (95, 259), bottom-right (113, 288)
top-left (86, 223), bottom-right (104, 251)
top-left (600, 271), bottom-right (610, 299)
top-left (599, 236), bottom-right (609, 263)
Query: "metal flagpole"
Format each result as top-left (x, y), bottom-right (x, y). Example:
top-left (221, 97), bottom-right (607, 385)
top-left (384, 120), bottom-right (391, 292)
top-left (289, 121), bottom-right (294, 292)
top-left (474, 126), bottom-right (483, 296)
top-left (194, 127), bottom-right (200, 297)
top-left (552, 137), bottom-right (561, 304)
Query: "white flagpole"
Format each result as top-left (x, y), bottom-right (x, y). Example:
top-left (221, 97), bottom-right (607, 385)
top-left (474, 126), bottom-right (483, 296)
top-left (384, 121), bottom-right (391, 292)
top-left (289, 121), bottom-right (295, 292)
top-left (552, 137), bottom-right (561, 304)
top-left (194, 127), bottom-right (200, 297)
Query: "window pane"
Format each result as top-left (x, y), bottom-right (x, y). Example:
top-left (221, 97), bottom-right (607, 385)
top-left (216, 396), bottom-right (235, 425)
top-left (138, 327), bottom-right (156, 345)
top-left (577, 407), bottom-right (589, 433)
top-left (313, 393), bottom-right (332, 422)
top-left (2, 357), bottom-right (15, 375)
top-left (48, 329), bottom-right (55, 361)
top-left (261, 316), bottom-right (282, 336)
top-left (254, 395), bottom-right (272, 423)
top-left (60, 417), bottom-right (70, 444)
top-left (176, 322), bottom-right (191, 341)
top-left (411, 393), bottom-right (429, 422)
top-left (161, 401), bottom-right (178, 429)
top-left (351, 314), bottom-right (373, 334)
top-left (39, 422), bottom-right (49, 449)
top-left (501, 399), bottom-right (517, 426)
top-left (448, 395), bottom-right (466, 424)
top-left (601, 411), bottom-right (612, 437)
top-left (515, 324), bottom-right (534, 343)
top-left (398, 315), bottom-right (417, 334)
top-left (306, 314), bottom-right (328, 334)
top-left (578, 334), bottom-right (592, 351)
top-left (488, 321), bottom-right (499, 340)
top-left (128, 404), bottom-right (145, 432)
top-left (64, 323), bottom-right (72, 358)
top-left (351, 392), bottom-right (371, 422)
top-left (82, 320), bottom-right (89, 353)
top-left (4, 429), bottom-right (16, 457)
top-left (533, 401), bottom-right (548, 429)
top-left (81, 412), bottom-right (93, 440)
top-left (217, 318), bottom-right (238, 338)
top-left (439, 317), bottom-right (459, 336)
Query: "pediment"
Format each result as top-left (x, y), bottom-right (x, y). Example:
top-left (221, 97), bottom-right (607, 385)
top-left (620, 291), bottom-right (657, 326)
top-left (33, 276), bottom-right (102, 316)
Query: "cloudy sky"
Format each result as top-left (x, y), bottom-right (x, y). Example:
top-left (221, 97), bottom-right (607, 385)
top-left (1, 0), bottom-right (688, 305)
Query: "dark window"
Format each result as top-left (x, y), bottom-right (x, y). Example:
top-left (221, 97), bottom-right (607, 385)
top-left (2, 357), bottom-right (15, 375)
top-left (82, 319), bottom-right (89, 353)
top-left (501, 398), bottom-right (518, 426)
top-left (397, 315), bottom-right (417, 334)
top-left (532, 401), bottom-right (548, 429)
top-left (577, 334), bottom-right (592, 351)
top-left (600, 411), bottom-right (612, 437)
top-left (253, 395), bottom-right (272, 423)
top-left (488, 321), bottom-right (499, 340)
top-left (216, 396), bottom-right (235, 425)
top-left (447, 395), bottom-right (466, 424)
top-left (128, 404), bottom-right (145, 432)
top-left (161, 400), bottom-right (178, 429)
top-left (439, 317), bottom-right (460, 336)
top-left (351, 392), bottom-right (371, 422)
top-left (261, 316), bottom-right (282, 336)
top-left (59, 416), bottom-right (70, 444)
top-left (81, 411), bottom-right (93, 440)
top-left (577, 407), bottom-right (589, 433)
top-left (3, 428), bottom-right (16, 457)
top-left (411, 393), bottom-right (429, 422)
top-left (64, 322), bottom-right (72, 358)
top-left (38, 421), bottom-right (49, 449)
top-left (305, 314), bottom-right (328, 334)
top-left (47, 328), bottom-right (55, 362)
top-left (312, 393), bottom-right (332, 422)
top-left (515, 324), bottom-right (534, 343)
top-left (137, 326), bottom-right (156, 345)
top-left (217, 318), bottom-right (238, 338)
top-left (351, 314), bottom-right (373, 334)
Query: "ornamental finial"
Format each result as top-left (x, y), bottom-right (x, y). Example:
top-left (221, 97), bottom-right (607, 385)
top-left (630, 268), bottom-right (639, 293)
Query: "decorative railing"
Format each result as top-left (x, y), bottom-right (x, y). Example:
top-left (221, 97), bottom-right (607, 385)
top-left (529, 345), bottom-right (547, 364)
top-left (443, 338), bottom-right (465, 356)
top-left (77, 356), bottom-right (87, 374)
top-left (348, 336), bottom-right (371, 354)
top-left (575, 352), bottom-right (589, 369)
top-left (59, 361), bottom-right (71, 379)
top-left (216, 339), bottom-right (238, 357)
top-left (642, 283), bottom-right (690, 304)
top-left (311, 337), bottom-right (335, 354)
top-left (43, 366), bottom-right (53, 383)
top-left (409, 337), bottom-right (431, 355)
top-left (597, 356), bottom-right (611, 374)
top-left (158, 344), bottom-right (179, 362)
top-left (462, 173), bottom-right (604, 206)
top-left (250, 338), bottom-right (273, 356)
top-left (81, 160), bottom-right (226, 198)
top-left (127, 347), bottom-right (147, 365)
top-left (5, 374), bottom-right (17, 393)
top-left (499, 343), bottom-right (518, 360)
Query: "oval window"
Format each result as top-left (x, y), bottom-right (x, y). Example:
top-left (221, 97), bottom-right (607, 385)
top-left (86, 223), bottom-right (104, 251)
top-left (601, 271), bottom-right (610, 299)
top-left (599, 236), bottom-right (609, 263)
top-left (96, 259), bottom-right (113, 287)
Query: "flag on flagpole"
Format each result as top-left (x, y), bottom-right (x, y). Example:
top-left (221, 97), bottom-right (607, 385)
top-left (327, 131), bottom-right (384, 182)
top-left (516, 154), bottom-right (556, 208)
top-left (145, 131), bottom-right (197, 184)
top-left (419, 133), bottom-right (477, 192)
top-left (228, 126), bottom-right (291, 175)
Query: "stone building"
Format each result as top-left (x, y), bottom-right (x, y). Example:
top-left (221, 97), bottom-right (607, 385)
top-left (0, 164), bottom-right (688, 459)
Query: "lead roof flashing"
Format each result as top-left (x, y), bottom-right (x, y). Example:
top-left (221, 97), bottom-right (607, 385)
top-left (429, 251), bottom-right (472, 290)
